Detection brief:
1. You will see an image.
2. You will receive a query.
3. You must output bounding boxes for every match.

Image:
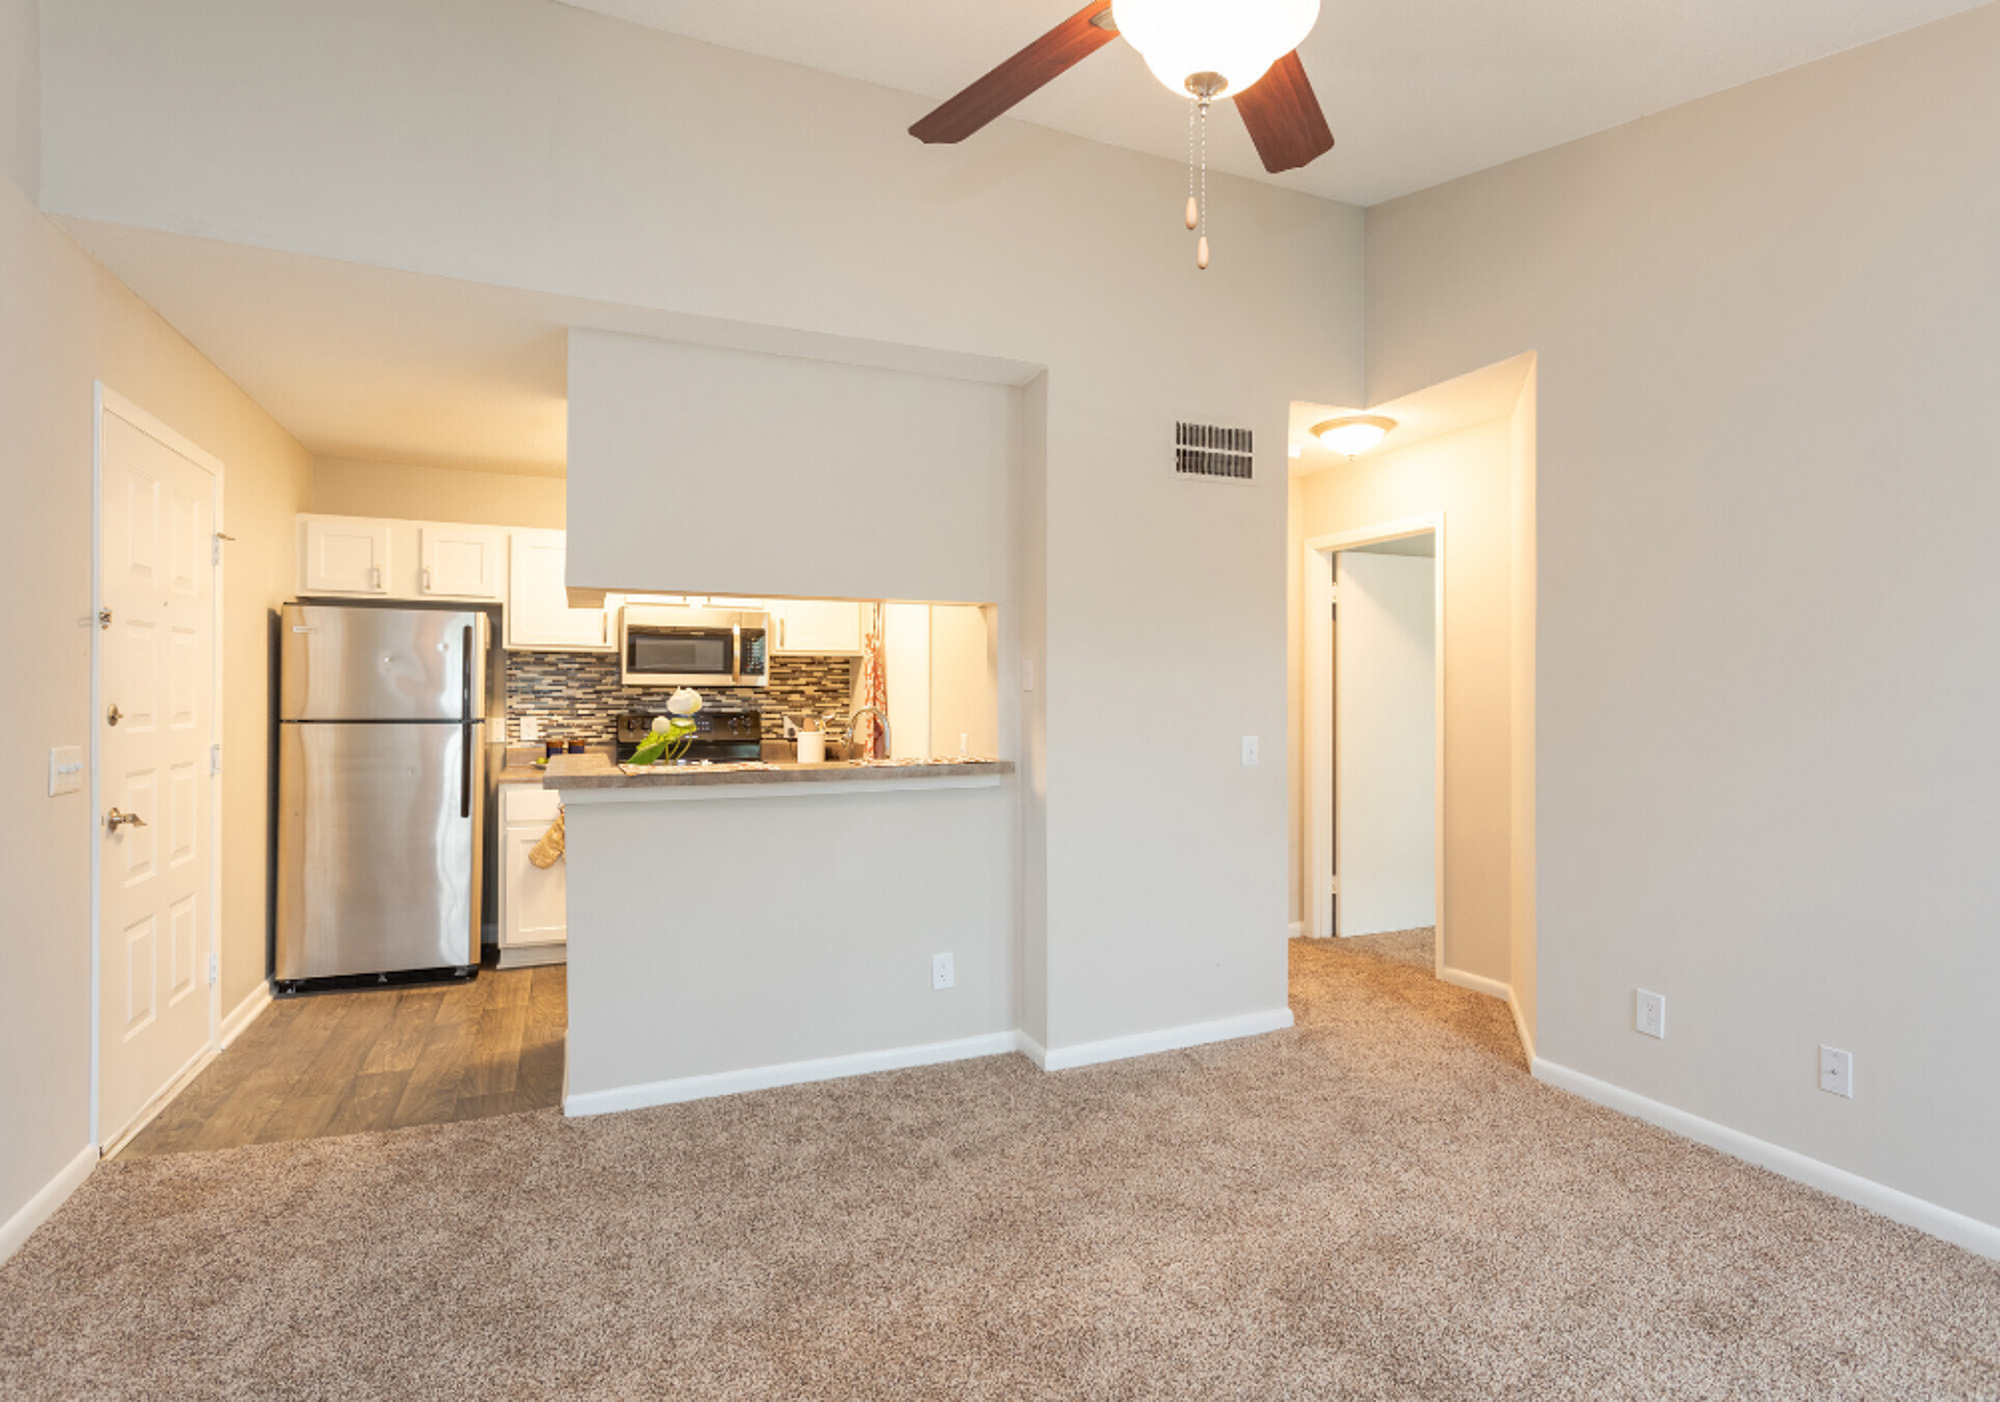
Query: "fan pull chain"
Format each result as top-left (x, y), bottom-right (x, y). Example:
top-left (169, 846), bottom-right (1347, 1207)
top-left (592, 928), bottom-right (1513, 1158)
top-left (1197, 97), bottom-right (1210, 270)
top-left (1185, 97), bottom-right (1199, 230)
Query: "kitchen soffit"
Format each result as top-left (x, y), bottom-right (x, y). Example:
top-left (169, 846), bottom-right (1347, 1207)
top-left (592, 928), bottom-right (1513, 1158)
top-left (555, 0), bottom-right (1988, 206)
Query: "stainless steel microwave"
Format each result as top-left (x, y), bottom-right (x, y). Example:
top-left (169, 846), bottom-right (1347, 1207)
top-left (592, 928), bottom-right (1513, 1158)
top-left (618, 606), bottom-right (770, 688)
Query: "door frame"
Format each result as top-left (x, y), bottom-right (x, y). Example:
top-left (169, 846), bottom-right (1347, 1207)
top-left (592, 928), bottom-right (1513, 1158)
top-left (1303, 513), bottom-right (1445, 977)
top-left (90, 383), bottom-right (227, 1151)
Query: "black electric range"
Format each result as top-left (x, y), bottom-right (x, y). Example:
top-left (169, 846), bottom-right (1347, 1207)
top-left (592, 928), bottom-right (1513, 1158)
top-left (615, 705), bottom-right (765, 764)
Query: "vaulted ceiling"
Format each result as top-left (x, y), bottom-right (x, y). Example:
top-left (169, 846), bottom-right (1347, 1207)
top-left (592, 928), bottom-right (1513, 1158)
top-left (557, 0), bottom-right (1988, 205)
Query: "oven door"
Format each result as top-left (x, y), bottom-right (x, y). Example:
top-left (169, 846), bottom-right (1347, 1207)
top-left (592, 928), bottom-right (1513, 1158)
top-left (621, 626), bottom-right (739, 687)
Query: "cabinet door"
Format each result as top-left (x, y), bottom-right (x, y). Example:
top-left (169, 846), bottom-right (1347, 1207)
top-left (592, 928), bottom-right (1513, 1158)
top-left (505, 530), bottom-right (610, 651)
top-left (420, 524), bottom-right (504, 599)
top-left (300, 517), bottom-right (391, 595)
top-left (500, 800), bottom-right (567, 949)
top-left (772, 600), bottom-right (864, 654)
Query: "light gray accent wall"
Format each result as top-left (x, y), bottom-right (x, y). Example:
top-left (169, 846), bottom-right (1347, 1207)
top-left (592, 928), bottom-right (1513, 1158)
top-left (1367, 2), bottom-right (2000, 1227)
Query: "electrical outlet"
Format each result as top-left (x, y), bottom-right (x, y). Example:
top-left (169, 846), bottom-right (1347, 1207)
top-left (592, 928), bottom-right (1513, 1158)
top-left (1241, 736), bottom-right (1260, 767)
top-left (1022, 661), bottom-right (1035, 693)
top-left (932, 953), bottom-right (955, 991)
top-left (1819, 1046), bottom-right (1854, 1098)
top-left (519, 716), bottom-right (541, 743)
top-left (1635, 990), bottom-right (1666, 1039)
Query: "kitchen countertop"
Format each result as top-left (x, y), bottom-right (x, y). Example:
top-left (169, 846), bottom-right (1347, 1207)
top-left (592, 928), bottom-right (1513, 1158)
top-left (543, 752), bottom-right (1015, 792)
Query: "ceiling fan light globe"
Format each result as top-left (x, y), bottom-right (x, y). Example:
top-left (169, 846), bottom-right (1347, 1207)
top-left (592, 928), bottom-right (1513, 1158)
top-left (1114, 0), bottom-right (1320, 98)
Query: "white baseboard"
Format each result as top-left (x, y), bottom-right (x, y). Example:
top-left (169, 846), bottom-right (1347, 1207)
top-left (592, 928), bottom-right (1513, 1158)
top-left (1533, 1057), bottom-right (2000, 1263)
top-left (564, 1030), bottom-right (1022, 1117)
top-left (496, 943), bottom-right (567, 970)
top-left (217, 979), bottom-right (272, 1049)
top-left (1507, 989), bottom-right (1535, 1063)
top-left (1287, 921), bottom-right (1304, 939)
top-left (0, 1144), bottom-right (96, 1267)
top-left (1439, 966), bottom-right (1511, 1001)
top-left (1033, 1007), bottom-right (1296, 1073)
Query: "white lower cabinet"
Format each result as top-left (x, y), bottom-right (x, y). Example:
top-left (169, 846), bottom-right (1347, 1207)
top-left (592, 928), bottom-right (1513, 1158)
top-left (498, 784), bottom-right (567, 968)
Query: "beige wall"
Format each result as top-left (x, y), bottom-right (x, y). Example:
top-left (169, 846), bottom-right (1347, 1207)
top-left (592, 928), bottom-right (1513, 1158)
top-left (1293, 418), bottom-right (1517, 986)
top-left (1, 0), bottom-right (309, 1240)
top-left (311, 456), bottom-right (564, 528)
top-left (1368, 3), bottom-right (2000, 1229)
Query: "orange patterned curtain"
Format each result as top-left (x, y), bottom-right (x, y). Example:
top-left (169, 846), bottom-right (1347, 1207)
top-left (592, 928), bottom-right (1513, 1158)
top-left (857, 603), bottom-right (889, 759)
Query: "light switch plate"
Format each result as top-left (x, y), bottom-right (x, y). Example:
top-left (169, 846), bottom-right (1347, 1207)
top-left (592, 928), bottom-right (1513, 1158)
top-left (1819, 1045), bottom-right (1854, 1098)
top-left (49, 746), bottom-right (84, 797)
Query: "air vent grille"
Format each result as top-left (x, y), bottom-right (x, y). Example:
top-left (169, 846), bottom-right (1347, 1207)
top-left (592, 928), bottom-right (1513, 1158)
top-left (1175, 422), bottom-right (1253, 481)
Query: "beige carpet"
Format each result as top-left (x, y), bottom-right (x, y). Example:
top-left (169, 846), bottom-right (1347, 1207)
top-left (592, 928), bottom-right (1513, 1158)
top-left (4, 942), bottom-right (1998, 1400)
top-left (1335, 926), bottom-right (1436, 969)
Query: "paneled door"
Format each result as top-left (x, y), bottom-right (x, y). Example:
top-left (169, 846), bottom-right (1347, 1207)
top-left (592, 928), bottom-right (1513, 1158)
top-left (97, 394), bottom-right (219, 1148)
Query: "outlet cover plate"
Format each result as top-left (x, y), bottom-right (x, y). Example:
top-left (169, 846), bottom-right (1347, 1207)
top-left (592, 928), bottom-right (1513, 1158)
top-left (1635, 990), bottom-right (1666, 1039)
top-left (1819, 1045), bottom-right (1854, 1098)
top-left (932, 952), bottom-right (955, 991)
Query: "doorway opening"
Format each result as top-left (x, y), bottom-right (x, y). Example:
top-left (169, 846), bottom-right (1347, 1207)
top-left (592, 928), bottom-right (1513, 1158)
top-left (1303, 516), bottom-right (1444, 977)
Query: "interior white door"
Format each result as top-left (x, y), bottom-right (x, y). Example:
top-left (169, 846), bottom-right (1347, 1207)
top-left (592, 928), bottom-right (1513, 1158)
top-left (98, 404), bottom-right (217, 1145)
top-left (1335, 551), bottom-right (1437, 938)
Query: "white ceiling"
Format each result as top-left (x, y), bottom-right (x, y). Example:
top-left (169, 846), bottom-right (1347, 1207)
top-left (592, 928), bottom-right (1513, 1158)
top-left (555, 0), bottom-right (1986, 205)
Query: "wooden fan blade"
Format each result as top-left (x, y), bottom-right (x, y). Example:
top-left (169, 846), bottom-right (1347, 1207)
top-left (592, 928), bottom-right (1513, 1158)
top-left (909, 1), bottom-right (1118, 145)
top-left (1233, 51), bottom-right (1334, 173)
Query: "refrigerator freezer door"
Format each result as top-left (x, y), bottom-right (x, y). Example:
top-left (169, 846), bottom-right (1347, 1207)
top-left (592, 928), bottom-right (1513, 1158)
top-left (281, 604), bottom-right (487, 721)
top-left (276, 721), bottom-right (483, 980)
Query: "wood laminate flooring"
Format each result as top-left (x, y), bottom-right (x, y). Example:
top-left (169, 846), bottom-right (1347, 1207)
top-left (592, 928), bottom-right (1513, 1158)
top-left (121, 964), bottom-right (566, 1159)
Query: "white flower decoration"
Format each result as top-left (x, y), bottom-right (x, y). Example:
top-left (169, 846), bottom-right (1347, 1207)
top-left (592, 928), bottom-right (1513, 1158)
top-left (666, 687), bottom-right (704, 717)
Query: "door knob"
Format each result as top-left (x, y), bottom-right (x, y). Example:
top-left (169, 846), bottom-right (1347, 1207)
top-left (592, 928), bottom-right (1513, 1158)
top-left (107, 703), bottom-right (123, 727)
top-left (105, 808), bottom-right (147, 831)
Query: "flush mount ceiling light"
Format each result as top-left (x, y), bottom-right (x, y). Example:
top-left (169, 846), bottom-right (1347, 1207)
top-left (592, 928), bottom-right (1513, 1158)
top-left (908, 2), bottom-right (1333, 272)
top-left (1311, 415), bottom-right (1397, 456)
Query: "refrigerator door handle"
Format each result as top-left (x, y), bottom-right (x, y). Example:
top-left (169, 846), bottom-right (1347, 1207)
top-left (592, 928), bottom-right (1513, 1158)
top-left (461, 624), bottom-right (473, 720)
top-left (461, 724), bottom-right (473, 819)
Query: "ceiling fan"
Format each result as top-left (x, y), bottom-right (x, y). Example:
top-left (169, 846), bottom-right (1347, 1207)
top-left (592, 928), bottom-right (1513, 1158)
top-left (909, 1), bottom-right (1333, 267)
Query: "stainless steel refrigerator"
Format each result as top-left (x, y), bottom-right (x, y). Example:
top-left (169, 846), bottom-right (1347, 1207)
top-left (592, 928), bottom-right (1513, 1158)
top-left (276, 604), bottom-right (487, 989)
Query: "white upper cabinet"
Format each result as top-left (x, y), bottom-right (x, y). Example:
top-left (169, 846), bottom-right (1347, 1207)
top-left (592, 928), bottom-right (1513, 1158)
top-left (772, 600), bottom-right (865, 655)
top-left (420, 524), bottom-right (503, 599)
top-left (300, 516), bottom-right (391, 595)
top-left (506, 529), bottom-right (611, 651)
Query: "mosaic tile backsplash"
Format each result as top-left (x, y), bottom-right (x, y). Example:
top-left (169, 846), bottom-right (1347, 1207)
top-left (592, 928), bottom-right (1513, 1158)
top-left (505, 650), bottom-right (857, 744)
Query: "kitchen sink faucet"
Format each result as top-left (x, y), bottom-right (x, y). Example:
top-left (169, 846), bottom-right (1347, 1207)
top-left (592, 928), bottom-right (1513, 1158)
top-left (846, 706), bottom-right (892, 760)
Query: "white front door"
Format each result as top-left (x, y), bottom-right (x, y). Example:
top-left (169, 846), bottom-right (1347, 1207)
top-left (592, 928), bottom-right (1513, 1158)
top-left (97, 398), bottom-right (218, 1147)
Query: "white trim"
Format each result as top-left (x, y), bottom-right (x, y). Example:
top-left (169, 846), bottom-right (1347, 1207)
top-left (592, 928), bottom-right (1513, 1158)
top-left (0, 1145), bottom-right (97, 1267)
top-left (1439, 966), bottom-right (1510, 1001)
top-left (564, 1031), bottom-right (1022, 1117)
top-left (1533, 1057), bottom-right (2000, 1263)
top-left (556, 773), bottom-right (1003, 805)
top-left (91, 385), bottom-right (227, 1150)
top-left (1302, 515), bottom-right (1445, 965)
top-left (1286, 921), bottom-right (1304, 939)
top-left (1036, 1007), bottom-right (1296, 1073)
top-left (1508, 989), bottom-right (1535, 1062)
top-left (217, 979), bottom-right (272, 1049)
top-left (101, 1038), bottom-right (216, 1158)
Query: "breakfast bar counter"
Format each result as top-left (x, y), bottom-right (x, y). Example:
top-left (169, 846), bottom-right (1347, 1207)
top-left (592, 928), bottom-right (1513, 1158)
top-left (544, 752), bottom-right (1014, 794)
top-left (549, 748), bottom-right (1019, 1117)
